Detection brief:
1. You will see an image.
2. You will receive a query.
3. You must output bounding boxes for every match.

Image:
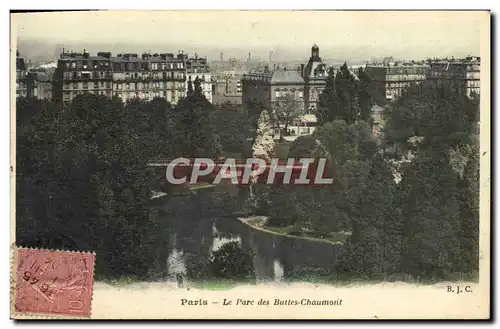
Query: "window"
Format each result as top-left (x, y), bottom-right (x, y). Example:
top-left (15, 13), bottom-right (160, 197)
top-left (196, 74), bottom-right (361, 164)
top-left (65, 62), bottom-right (70, 69)
top-left (73, 82), bottom-right (78, 89)
top-left (71, 62), bottom-right (76, 69)
top-left (83, 82), bottom-right (88, 89)
top-left (101, 82), bottom-right (105, 87)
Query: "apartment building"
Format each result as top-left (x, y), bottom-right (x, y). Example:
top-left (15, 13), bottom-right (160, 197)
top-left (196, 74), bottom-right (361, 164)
top-left (53, 50), bottom-right (186, 104)
top-left (364, 63), bottom-right (428, 101)
top-left (186, 54), bottom-right (212, 103)
top-left (26, 71), bottom-right (52, 100)
top-left (112, 52), bottom-right (186, 104)
top-left (426, 56), bottom-right (480, 98)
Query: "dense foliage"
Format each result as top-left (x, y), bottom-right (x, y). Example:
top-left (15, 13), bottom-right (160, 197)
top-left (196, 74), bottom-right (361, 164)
top-left (16, 86), bottom-right (232, 279)
top-left (16, 73), bottom-right (480, 282)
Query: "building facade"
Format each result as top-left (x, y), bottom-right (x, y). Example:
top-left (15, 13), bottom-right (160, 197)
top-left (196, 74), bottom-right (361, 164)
top-left (16, 51), bottom-right (27, 98)
top-left (242, 66), bottom-right (305, 109)
top-left (186, 54), bottom-right (212, 103)
top-left (364, 63), bottom-right (428, 101)
top-left (302, 44), bottom-right (329, 113)
top-left (212, 71), bottom-right (243, 106)
top-left (53, 50), bottom-right (187, 104)
top-left (26, 71), bottom-right (52, 100)
top-left (426, 57), bottom-right (480, 98)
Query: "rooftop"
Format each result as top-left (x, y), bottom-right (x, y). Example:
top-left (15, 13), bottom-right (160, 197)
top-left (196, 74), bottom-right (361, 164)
top-left (271, 68), bottom-right (304, 84)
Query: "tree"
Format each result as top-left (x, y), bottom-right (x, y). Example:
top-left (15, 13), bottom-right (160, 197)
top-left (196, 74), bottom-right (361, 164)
top-left (210, 110), bottom-right (252, 157)
top-left (313, 119), bottom-right (377, 165)
top-left (317, 67), bottom-right (341, 124)
top-left (335, 63), bottom-right (359, 124)
top-left (187, 78), bottom-right (194, 95)
top-left (208, 241), bottom-right (254, 279)
top-left (252, 109), bottom-right (275, 158)
top-left (176, 87), bottom-right (219, 157)
top-left (399, 145), bottom-right (461, 279)
top-left (16, 94), bottom-right (161, 279)
top-left (336, 153), bottom-right (403, 279)
top-left (194, 77), bottom-right (203, 95)
top-left (272, 94), bottom-right (304, 133)
top-left (357, 67), bottom-right (374, 122)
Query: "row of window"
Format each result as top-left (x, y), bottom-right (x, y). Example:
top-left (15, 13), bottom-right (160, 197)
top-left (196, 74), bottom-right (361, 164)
top-left (113, 91), bottom-right (185, 99)
top-left (275, 90), bottom-right (303, 98)
top-left (114, 82), bottom-right (185, 90)
top-left (385, 82), bottom-right (411, 89)
top-left (64, 81), bottom-right (187, 90)
top-left (62, 90), bottom-right (185, 101)
top-left (62, 61), bottom-right (186, 71)
top-left (63, 61), bottom-right (111, 70)
top-left (63, 71), bottom-right (186, 80)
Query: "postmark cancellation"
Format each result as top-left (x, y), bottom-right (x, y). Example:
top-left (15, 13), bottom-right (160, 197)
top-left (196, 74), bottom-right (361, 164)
top-left (10, 246), bottom-right (96, 319)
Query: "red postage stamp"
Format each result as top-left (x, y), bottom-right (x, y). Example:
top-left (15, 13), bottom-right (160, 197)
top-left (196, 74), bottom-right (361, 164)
top-left (13, 247), bottom-right (95, 318)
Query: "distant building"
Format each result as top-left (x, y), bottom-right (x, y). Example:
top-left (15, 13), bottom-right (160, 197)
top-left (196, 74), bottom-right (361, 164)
top-left (185, 54), bottom-right (212, 103)
top-left (53, 50), bottom-right (186, 104)
top-left (301, 44), bottom-right (329, 113)
top-left (212, 71), bottom-right (242, 106)
top-left (426, 57), bottom-right (480, 98)
top-left (364, 63), bottom-right (428, 101)
top-left (27, 71), bottom-right (52, 100)
top-left (16, 51), bottom-right (27, 98)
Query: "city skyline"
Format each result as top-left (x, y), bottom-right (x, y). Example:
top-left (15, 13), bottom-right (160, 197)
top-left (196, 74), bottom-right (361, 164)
top-left (13, 11), bottom-right (483, 63)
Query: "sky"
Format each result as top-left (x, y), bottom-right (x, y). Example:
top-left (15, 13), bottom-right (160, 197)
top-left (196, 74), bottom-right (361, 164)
top-left (12, 11), bottom-right (486, 62)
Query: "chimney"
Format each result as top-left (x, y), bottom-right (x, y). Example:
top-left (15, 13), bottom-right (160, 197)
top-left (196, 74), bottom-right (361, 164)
top-left (300, 64), bottom-right (305, 77)
top-left (273, 64), bottom-right (276, 71)
top-left (264, 65), bottom-right (269, 73)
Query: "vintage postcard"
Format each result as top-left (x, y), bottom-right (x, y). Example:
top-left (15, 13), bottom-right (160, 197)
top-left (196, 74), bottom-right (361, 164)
top-left (10, 10), bottom-right (491, 319)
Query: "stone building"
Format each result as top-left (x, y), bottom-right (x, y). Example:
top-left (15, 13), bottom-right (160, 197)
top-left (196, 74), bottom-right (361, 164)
top-left (301, 44), bottom-right (329, 113)
top-left (241, 65), bottom-right (305, 109)
top-left (364, 62), bottom-right (429, 101)
top-left (185, 53), bottom-right (212, 103)
top-left (426, 57), bottom-right (480, 98)
top-left (53, 50), bottom-right (187, 104)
